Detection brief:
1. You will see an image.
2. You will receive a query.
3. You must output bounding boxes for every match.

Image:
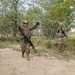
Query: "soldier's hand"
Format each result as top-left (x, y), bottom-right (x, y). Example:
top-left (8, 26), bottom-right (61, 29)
top-left (18, 26), bottom-right (21, 31)
top-left (36, 22), bottom-right (39, 25)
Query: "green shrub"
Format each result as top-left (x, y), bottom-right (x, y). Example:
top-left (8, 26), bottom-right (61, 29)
top-left (0, 37), bottom-right (6, 41)
top-left (0, 36), bottom-right (19, 42)
top-left (53, 42), bottom-right (58, 47)
top-left (65, 38), bottom-right (75, 44)
top-left (36, 39), bottom-right (43, 45)
top-left (45, 41), bottom-right (52, 49)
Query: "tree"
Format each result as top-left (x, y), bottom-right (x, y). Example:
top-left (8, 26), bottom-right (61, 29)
top-left (0, 0), bottom-right (75, 38)
top-left (30, 0), bottom-right (75, 38)
top-left (0, 0), bottom-right (27, 36)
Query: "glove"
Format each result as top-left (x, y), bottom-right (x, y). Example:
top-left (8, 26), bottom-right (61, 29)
top-left (36, 22), bottom-right (39, 25)
top-left (18, 26), bottom-right (21, 31)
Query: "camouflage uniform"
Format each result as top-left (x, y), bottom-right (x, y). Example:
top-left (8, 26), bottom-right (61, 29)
top-left (19, 20), bottom-right (39, 61)
top-left (57, 22), bottom-right (71, 52)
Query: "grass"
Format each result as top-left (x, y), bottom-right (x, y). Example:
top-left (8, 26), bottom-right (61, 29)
top-left (0, 34), bottom-right (75, 60)
top-left (0, 41), bottom-right (20, 51)
top-left (0, 41), bottom-right (75, 60)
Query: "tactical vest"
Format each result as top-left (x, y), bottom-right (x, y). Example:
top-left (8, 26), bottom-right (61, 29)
top-left (22, 25), bottom-right (31, 38)
top-left (57, 28), bottom-right (65, 38)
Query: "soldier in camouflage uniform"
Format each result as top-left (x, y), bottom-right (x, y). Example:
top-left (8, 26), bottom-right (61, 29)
top-left (19, 20), bottom-right (39, 61)
top-left (56, 22), bottom-right (71, 52)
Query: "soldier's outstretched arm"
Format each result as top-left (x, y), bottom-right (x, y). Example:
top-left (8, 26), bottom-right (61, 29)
top-left (30, 22), bottom-right (39, 31)
top-left (65, 26), bottom-right (72, 32)
top-left (57, 28), bottom-right (60, 33)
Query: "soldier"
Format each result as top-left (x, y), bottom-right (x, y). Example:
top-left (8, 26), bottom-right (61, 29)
top-left (19, 20), bottom-right (39, 61)
top-left (56, 22), bottom-right (71, 52)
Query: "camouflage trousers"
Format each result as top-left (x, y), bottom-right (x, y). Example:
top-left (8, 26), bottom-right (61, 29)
top-left (58, 38), bottom-right (64, 44)
top-left (20, 40), bottom-right (30, 56)
top-left (58, 37), bottom-right (64, 51)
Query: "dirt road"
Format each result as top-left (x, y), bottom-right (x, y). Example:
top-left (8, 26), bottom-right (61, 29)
top-left (0, 48), bottom-right (75, 75)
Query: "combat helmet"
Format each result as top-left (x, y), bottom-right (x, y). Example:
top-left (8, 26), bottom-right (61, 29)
top-left (22, 20), bottom-right (28, 24)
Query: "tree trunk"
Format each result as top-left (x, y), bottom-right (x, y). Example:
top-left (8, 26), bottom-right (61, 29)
top-left (12, 0), bottom-right (18, 36)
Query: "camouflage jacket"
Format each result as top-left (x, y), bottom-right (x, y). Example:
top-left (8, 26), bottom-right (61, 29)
top-left (56, 26), bottom-right (71, 38)
top-left (19, 23), bottom-right (39, 41)
top-left (57, 28), bottom-right (65, 38)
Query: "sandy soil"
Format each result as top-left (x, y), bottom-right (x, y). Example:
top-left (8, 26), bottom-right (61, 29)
top-left (0, 48), bottom-right (75, 75)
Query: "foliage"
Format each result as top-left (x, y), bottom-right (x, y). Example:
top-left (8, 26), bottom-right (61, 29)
top-left (0, 0), bottom-right (75, 38)
top-left (45, 40), bottom-right (52, 49)
top-left (30, 0), bottom-right (75, 38)
top-left (24, 7), bottom-right (42, 24)
top-left (0, 36), bottom-right (19, 42)
top-left (0, 0), bottom-right (27, 36)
